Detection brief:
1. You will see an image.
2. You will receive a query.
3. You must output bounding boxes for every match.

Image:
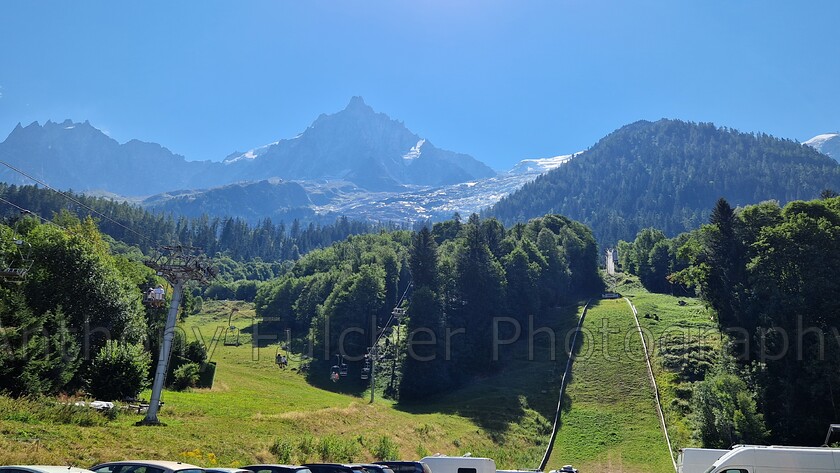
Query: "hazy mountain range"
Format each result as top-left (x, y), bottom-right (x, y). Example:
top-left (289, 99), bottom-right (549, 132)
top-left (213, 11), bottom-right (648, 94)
top-left (0, 98), bottom-right (570, 223)
top-left (0, 98), bottom-right (837, 238)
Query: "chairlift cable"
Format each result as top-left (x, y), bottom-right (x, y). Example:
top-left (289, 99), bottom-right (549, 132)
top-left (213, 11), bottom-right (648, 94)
top-left (0, 196), bottom-right (62, 229)
top-left (372, 279), bottom-right (412, 348)
top-left (0, 160), bottom-right (156, 245)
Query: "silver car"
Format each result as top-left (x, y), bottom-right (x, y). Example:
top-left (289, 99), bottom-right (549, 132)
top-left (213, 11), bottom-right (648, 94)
top-left (90, 461), bottom-right (204, 473)
top-left (0, 467), bottom-right (98, 473)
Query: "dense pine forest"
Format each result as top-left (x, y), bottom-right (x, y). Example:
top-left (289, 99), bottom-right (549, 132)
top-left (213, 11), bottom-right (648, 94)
top-left (618, 195), bottom-right (840, 446)
top-left (254, 213), bottom-right (602, 398)
top-left (0, 183), bottom-right (403, 270)
top-left (490, 119), bottom-right (840, 244)
top-left (0, 207), bottom-right (601, 403)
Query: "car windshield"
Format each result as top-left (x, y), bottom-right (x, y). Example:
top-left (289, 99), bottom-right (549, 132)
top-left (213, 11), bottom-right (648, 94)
top-left (92, 466), bottom-right (166, 473)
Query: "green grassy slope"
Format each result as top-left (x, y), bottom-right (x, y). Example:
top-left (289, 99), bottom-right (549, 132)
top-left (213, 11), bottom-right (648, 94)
top-left (618, 276), bottom-right (720, 454)
top-left (0, 282), bottom-right (712, 471)
top-left (546, 298), bottom-right (674, 473)
top-left (0, 301), bottom-right (582, 469)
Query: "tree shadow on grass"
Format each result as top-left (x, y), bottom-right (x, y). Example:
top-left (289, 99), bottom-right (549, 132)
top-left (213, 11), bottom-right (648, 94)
top-left (395, 300), bottom-right (590, 439)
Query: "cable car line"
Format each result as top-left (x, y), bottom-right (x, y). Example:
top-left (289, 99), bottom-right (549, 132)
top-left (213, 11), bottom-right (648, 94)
top-left (0, 160), bottom-right (156, 245)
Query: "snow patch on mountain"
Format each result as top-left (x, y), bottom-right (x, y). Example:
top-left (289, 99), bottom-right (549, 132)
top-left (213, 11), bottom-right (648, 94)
top-left (223, 141), bottom-right (280, 164)
top-left (310, 151), bottom-right (578, 221)
top-left (402, 139), bottom-right (425, 161)
top-left (507, 153), bottom-right (576, 175)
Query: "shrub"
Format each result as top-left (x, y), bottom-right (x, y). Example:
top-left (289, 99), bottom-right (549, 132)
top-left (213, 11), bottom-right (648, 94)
top-left (85, 341), bottom-right (151, 401)
top-left (318, 435), bottom-right (359, 462)
top-left (298, 435), bottom-right (316, 462)
top-left (172, 362), bottom-right (201, 391)
top-left (372, 435), bottom-right (399, 460)
top-left (184, 340), bottom-right (208, 364)
top-left (270, 438), bottom-right (295, 464)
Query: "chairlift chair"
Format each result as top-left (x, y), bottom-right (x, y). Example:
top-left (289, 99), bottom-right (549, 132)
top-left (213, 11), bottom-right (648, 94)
top-left (0, 211), bottom-right (35, 282)
top-left (361, 356), bottom-right (372, 380)
top-left (330, 354), bottom-right (343, 382)
top-left (223, 308), bottom-right (241, 346)
top-left (224, 326), bottom-right (241, 346)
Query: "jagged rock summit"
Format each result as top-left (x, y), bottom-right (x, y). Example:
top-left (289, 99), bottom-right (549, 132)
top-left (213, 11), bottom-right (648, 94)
top-left (223, 96), bottom-right (497, 190)
top-left (0, 98), bottom-right (496, 195)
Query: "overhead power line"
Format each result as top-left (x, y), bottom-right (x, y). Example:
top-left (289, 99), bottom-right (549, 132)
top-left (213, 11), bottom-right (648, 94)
top-left (0, 160), bottom-right (155, 245)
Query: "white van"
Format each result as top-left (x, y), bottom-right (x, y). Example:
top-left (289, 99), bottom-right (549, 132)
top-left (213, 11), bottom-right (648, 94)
top-left (678, 448), bottom-right (730, 473)
top-left (705, 445), bottom-right (840, 473)
top-left (419, 455), bottom-right (496, 473)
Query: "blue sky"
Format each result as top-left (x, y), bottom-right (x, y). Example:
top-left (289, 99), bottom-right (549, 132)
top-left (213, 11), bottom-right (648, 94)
top-left (1, 1), bottom-right (838, 170)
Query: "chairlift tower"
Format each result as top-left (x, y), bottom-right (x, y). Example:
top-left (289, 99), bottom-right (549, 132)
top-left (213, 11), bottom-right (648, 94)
top-left (139, 245), bottom-right (216, 425)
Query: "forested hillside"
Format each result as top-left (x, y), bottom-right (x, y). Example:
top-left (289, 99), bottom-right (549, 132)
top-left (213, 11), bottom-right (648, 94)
top-left (0, 183), bottom-right (399, 264)
top-left (618, 195), bottom-right (840, 447)
top-left (491, 119), bottom-right (840, 244)
top-left (254, 213), bottom-right (601, 398)
top-left (0, 207), bottom-right (600, 407)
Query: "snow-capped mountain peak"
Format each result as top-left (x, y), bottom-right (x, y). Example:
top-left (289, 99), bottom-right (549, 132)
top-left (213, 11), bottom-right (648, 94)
top-left (804, 132), bottom-right (840, 161)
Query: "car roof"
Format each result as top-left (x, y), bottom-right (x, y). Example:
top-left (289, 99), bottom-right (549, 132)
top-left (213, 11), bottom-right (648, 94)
top-left (240, 467), bottom-right (306, 470)
top-left (91, 461), bottom-right (203, 472)
top-left (2, 467), bottom-right (97, 473)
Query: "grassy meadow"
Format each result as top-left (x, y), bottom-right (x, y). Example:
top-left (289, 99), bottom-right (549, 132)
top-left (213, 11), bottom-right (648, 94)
top-left (617, 275), bottom-right (720, 453)
top-left (0, 277), bottom-right (714, 472)
top-left (546, 297), bottom-right (675, 473)
top-left (0, 300), bottom-right (581, 469)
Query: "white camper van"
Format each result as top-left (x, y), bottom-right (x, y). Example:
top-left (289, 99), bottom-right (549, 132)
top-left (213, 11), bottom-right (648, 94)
top-left (678, 448), bottom-right (730, 473)
top-left (419, 455), bottom-right (496, 473)
top-left (705, 445), bottom-right (840, 473)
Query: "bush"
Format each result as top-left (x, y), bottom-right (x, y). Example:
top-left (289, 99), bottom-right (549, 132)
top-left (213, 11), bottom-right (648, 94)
top-left (270, 438), bottom-right (295, 464)
top-left (85, 341), bottom-right (151, 401)
top-left (184, 340), bottom-right (208, 364)
top-left (372, 435), bottom-right (399, 460)
top-left (172, 362), bottom-right (201, 391)
top-left (317, 435), bottom-right (359, 462)
top-left (234, 280), bottom-right (259, 302)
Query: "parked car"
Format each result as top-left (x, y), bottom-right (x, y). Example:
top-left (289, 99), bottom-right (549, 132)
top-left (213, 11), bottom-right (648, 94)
top-left (0, 467), bottom-right (98, 473)
top-left (419, 456), bottom-right (496, 473)
top-left (240, 465), bottom-right (310, 473)
top-left (353, 465), bottom-right (394, 473)
top-left (90, 461), bottom-right (204, 473)
top-left (302, 464), bottom-right (355, 473)
top-left (373, 462), bottom-right (430, 473)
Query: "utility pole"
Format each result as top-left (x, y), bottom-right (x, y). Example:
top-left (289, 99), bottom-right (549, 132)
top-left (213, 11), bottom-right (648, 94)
top-left (139, 245), bottom-right (216, 426)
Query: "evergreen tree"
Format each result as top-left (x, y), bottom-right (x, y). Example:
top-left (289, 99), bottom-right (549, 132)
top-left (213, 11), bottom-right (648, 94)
top-left (0, 288), bottom-right (78, 396)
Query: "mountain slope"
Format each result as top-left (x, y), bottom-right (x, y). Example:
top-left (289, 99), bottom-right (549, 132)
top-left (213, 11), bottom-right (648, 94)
top-left (140, 153), bottom-right (575, 224)
top-left (143, 178), bottom-right (314, 221)
top-left (490, 119), bottom-right (840, 243)
top-left (0, 120), bottom-right (226, 195)
top-left (224, 97), bottom-right (496, 190)
top-left (804, 133), bottom-right (840, 161)
top-left (0, 99), bottom-right (496, 196)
